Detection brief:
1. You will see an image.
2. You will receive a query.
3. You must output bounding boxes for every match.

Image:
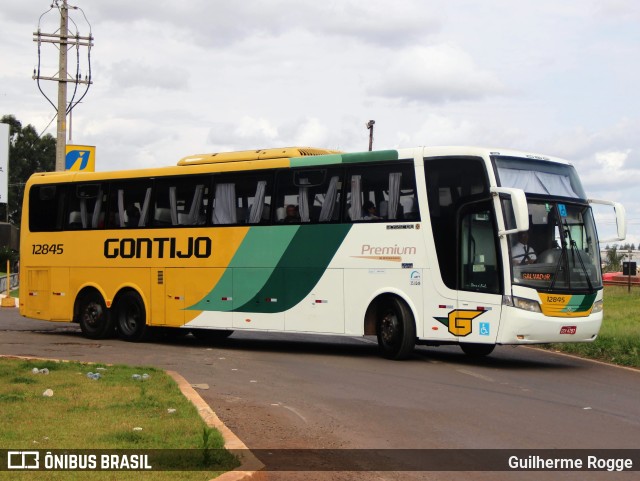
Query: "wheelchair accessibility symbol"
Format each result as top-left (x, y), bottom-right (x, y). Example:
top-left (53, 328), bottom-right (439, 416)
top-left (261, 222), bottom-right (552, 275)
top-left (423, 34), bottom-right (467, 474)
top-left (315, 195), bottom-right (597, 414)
top-left (479, 322), bottom-right (490, 336)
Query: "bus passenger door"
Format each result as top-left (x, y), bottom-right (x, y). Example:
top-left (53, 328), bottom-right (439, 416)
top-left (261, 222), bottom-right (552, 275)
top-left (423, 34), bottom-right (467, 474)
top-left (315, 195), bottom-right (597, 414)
top-left (455, 202), bottom-right (502, 344)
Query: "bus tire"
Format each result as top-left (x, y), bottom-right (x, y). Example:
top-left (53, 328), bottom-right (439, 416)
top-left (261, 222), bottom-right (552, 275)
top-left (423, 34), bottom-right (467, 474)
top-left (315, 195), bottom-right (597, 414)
top-left (460, 343), bottom-right (495, 357)
top-left (376, 297), bottom-right (416, 360)
top-left (77, 291), bottom-right (114, 340)
top-left (114, 291), bottom-right (150, 342)
top-left (191, 329), bottom-right (234, 342)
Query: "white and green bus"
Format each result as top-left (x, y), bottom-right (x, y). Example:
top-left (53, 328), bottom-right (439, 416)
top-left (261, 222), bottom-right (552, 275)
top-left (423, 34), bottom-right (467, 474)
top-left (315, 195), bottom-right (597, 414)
top-left (20, 146), bottom-right (626, 359)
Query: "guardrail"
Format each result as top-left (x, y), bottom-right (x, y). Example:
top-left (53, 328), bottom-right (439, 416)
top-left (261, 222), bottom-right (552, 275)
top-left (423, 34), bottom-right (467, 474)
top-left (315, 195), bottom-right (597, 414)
top-left (0, 273), bottom-right (19, 293)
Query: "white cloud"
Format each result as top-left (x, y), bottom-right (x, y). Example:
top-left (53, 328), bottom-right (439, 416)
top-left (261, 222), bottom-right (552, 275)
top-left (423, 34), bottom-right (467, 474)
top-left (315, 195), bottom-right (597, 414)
top-left (2, 0), bottom-right (640, 242)
top-left (289, 117), bottom-right (330, 147)
top-left (593, 0), bottom-right (640, 21)
top-left (86, 0), bottom-right (438, 47)
top-left (207, 117), bottom-right (278, 147)
top-left (370, 44), bottom-right (505, 103)
top-left (595, 150), bottom-right (631, 170)
top-left (108, 60), bottom-right (190, 91)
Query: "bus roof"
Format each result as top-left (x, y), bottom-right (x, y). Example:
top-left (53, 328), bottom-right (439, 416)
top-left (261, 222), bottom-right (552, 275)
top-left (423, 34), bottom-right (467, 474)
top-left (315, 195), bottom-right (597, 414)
top-left (25, 145), bottom-right (574, 186)
top-left (177, 147), bottom-right (341, 166)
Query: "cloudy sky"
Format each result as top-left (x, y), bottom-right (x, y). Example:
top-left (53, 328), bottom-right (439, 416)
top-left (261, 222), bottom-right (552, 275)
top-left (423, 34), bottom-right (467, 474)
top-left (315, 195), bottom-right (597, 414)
top-left (1, 0), bottom-right (639, 243)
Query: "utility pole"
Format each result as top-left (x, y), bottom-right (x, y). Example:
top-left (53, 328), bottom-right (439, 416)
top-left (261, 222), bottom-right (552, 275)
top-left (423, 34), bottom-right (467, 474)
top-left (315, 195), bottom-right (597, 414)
top-left (33, 0), bottom-right (93, 171)
top-left (366, 120), bottom-right (375, 151)
top-left (56, 0), bottom-right (68, 172)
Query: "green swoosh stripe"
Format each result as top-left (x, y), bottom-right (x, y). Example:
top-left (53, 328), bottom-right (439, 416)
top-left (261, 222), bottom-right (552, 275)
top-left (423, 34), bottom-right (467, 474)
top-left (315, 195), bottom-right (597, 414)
top-left (187, 224), bottom-right (351, 313)
top-left (290, 150), bottom-right (399, 168)
top-left (187, 226), bottom-right (299, 311)
top-left (234, 224), bottom-right (351, 313)
top-left (562, 293), bottom-right (597, 313)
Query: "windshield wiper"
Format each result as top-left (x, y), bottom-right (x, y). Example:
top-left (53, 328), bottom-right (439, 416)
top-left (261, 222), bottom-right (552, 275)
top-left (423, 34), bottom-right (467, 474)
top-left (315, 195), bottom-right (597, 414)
top-left (550, 206), bottom-right (571, 290)
top-left (563, 219), bottom-right (593, 292)
top-left (549, 232), bottom-right (568, 290)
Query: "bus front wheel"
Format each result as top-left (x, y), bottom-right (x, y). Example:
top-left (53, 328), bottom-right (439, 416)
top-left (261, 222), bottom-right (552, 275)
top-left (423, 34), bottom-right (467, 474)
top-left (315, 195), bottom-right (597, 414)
top-left (460, 343), bottom-right (495, 357)
top-left (114, 291), bottom-right (150, 342)
top-left (77, 291), bottom-right (114, 339)
top-left (376, 297), bottom-right (416, 360)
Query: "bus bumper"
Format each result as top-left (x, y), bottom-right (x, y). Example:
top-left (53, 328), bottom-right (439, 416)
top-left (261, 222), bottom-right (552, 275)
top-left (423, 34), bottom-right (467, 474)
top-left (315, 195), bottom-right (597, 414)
top-left (497, 306), bottom-right (602, 344)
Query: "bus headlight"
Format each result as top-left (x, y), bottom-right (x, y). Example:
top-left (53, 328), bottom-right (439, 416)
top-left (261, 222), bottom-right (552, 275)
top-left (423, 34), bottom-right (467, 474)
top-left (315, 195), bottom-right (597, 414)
top-left (503, 295), bottom-right (541, 313)
top-left (592, 299), bottom-right (603, 313)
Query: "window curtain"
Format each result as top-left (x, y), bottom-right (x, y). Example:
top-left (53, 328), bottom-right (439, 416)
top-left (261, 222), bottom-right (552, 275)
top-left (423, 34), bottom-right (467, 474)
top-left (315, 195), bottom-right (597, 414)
top-left (117, 189), bottom-right (125, 227)
top-left (248, 181), bottom-right (267, 224)
top-left (298, 178), bottom-right (310, 222)
top-left (185, 184), bottom-right (205, 225)
top-left (79, 198), bottom-right (88, 228)
top-left (388, 172), bottom-right (402, 220)
top-left (212, 183), bottom-right (237, 224)
top-left (91, 188), bottom-right (104, 228)
top-left (497, 168), bottom-right (578, 198)
top-left (169, 186), bottom-right (178, 225)
top-left (319, 176), bottom-right (339, 222)
top-left (349, 175), bottom-right (362, 221)
top-left (138, 187), bottom-right (152, 227)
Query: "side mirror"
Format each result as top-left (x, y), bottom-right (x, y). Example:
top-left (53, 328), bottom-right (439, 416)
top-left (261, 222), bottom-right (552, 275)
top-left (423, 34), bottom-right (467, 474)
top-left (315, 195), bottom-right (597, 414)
top-left (490, 187), bottom-right (529, 236)
top-left (588, 198), bottom-right (626, 241)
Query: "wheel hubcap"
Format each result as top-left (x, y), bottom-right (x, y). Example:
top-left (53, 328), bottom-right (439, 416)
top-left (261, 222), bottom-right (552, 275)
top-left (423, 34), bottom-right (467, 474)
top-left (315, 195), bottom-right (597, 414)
top-left (83, 302), bottom-right (102, 328)
top-left (380, 311), bottom-right (399, 344)
top-left (121, 305), bottom-right (140, 334)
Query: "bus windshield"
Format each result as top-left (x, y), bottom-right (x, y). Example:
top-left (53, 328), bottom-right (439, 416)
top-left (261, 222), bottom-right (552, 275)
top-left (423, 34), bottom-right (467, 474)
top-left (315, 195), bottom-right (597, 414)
top-left (493, 156), bottom-right (587, 199)
top-left (507, 200), bottom-right (602, 291)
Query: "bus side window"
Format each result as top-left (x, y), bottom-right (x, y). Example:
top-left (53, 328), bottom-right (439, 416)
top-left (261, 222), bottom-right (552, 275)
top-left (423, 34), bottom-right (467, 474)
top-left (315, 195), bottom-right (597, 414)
top-left (66, 183), bottom-right (107, 230)
top-left (212, 174), bottom-right (272, 225)
top-left (29, 185), bottom-right (66, 232)
top-left (107, 181), bottom-right (152, 229)
top-left (153, 176), bottom-right (210, 227)
top-left (275, 169), bottom-right (342, 223)
top-left (344, 162), bottom-right (419, 223)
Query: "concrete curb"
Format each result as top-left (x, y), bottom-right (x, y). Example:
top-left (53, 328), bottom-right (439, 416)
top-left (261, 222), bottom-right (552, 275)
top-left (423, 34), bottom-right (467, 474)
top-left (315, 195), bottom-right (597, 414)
top-left (166, 370), bottom-right (266, 481)
top-left (0, 354), bottom-right (265, 480)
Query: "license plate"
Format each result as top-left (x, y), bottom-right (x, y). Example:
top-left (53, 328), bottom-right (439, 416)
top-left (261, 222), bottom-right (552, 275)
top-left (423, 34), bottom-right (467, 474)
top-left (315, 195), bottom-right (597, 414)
top-left (560, 326), bottom-right (577, 335)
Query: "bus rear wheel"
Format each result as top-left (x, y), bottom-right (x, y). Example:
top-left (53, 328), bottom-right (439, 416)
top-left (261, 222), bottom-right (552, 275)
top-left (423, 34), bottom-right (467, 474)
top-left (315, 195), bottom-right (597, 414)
top-left (114, 291), bottom-right (150, 342)
top-left (460, 343), bottom-right (495, 357)
top-left (77, 291), bottom-right (114, 339)
top-left (376, 297), bottom-right (416, 360)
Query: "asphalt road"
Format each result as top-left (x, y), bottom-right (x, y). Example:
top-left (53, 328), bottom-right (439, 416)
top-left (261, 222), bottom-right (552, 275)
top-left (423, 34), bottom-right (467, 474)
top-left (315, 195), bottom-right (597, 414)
top-left (1, 308), bottom-right (638, 481)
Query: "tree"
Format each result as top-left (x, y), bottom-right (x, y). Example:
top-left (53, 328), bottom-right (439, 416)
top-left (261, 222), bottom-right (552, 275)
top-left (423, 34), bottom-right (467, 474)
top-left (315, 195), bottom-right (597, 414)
top-left (604, 245), bottom-right (625, 273)
top-left (0, 115), bottom-right (56, 227)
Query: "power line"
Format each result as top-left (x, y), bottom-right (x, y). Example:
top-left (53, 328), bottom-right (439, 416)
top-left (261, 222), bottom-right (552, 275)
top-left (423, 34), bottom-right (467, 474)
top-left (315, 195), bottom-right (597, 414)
top-left (32, 0), bottom-right (94, 171)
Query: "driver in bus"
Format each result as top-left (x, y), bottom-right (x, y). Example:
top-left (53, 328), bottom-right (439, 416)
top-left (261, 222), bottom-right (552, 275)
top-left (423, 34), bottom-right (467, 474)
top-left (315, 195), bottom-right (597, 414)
top-left (512, 230), bottom-right (537, 265)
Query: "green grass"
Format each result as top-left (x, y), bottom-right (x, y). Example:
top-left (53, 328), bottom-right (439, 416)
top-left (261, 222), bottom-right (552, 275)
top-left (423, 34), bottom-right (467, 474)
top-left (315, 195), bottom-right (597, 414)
top-left (0, 358), bottom-right (239, 480)
top-left (546, 286), bottom-right (640, 368)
